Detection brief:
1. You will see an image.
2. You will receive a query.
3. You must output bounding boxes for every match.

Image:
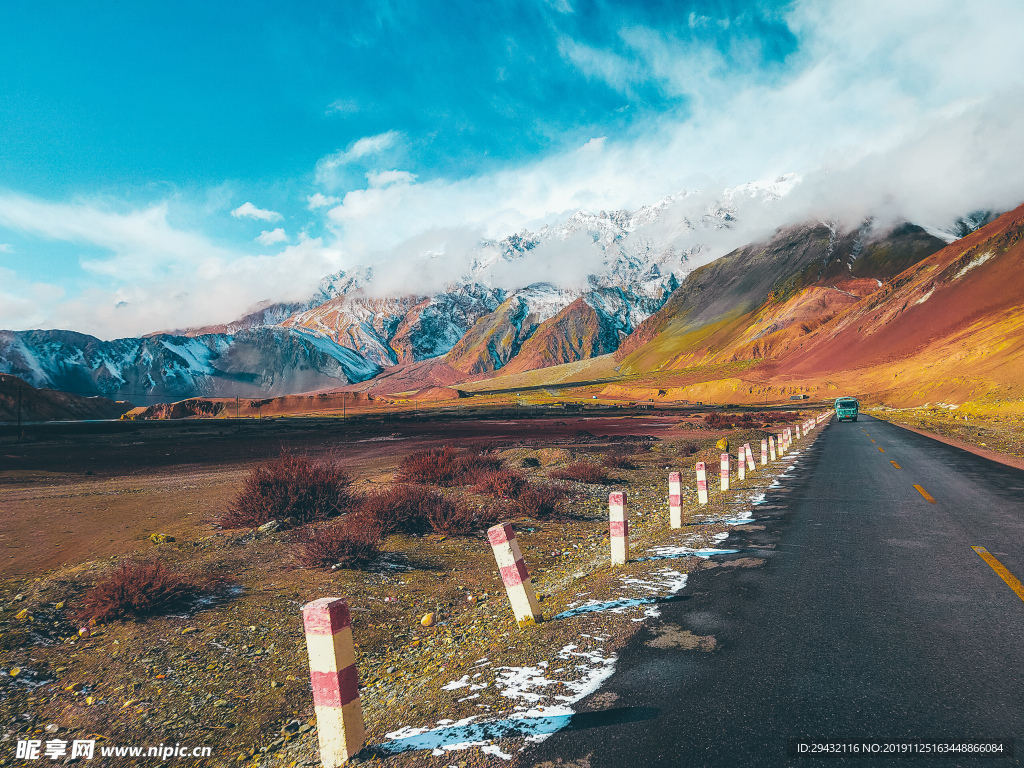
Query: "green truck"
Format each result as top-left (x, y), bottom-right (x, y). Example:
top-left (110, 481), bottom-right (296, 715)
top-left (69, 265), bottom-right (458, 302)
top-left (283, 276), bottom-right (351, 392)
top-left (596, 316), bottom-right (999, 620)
top-left (835, 397), bottom-right (860, 422)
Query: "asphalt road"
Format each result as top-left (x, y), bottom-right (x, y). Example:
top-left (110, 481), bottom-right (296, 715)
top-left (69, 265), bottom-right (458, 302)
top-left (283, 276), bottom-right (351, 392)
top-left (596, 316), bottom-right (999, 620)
top-left (520, 415), bottom-right (1024, 767)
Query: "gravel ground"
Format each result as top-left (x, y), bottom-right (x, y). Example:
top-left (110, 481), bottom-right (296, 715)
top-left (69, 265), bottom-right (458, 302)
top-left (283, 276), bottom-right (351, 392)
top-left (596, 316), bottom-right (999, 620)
top-left (0, 419), bottom-right (821, 767)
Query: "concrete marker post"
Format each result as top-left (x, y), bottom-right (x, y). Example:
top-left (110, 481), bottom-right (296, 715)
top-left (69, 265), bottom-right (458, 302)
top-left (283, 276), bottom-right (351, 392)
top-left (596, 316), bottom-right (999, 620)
top-left (769, 436), bottom-right (777, 461)
top-left (778, 432), bottom-right (786, 456)
top-left (301, 598), bottom-right (365, 767)
top-left (720, 453), bottom-right (730, 492)
top-left (669, 472), bottom-right (682, 529)
top-left (737, 449), bottom-right (745, 482)
top-left (487, 523), bottom-right (543, 628)
top-left (609, 491), bottom-right (629, 565)
top-left (761, 439), bottom-right (768, 466)
top-left (744, 443), bottom-right (755, 473)
top-left (696, 462), bottom-right (709, 505)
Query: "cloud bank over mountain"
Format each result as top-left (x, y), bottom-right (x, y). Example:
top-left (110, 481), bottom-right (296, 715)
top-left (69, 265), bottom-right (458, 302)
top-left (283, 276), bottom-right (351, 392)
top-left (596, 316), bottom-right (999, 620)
top-left (1, 0), bottom-right (1023, 338)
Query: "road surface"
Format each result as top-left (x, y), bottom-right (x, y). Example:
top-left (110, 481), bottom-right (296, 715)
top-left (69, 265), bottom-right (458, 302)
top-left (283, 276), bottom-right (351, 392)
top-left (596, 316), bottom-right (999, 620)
top-left (520, 415), bottom-right (1024, 767)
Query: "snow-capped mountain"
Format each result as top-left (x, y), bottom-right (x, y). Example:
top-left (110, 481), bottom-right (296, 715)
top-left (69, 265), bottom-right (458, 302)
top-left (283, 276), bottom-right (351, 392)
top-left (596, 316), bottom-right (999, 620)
top-left (0, 180), bottom-right (813, 403)
top-left (0, 327), bottom-right (380, 403)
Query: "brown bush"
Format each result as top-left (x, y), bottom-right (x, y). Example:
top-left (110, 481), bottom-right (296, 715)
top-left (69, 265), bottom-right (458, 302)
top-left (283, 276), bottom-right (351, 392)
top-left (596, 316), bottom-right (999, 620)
top-left (76, 561), bottom-right (212, 624)
top-left (220, 453), bottom-right (352, 529)
top-left (677, 441), bottom-right (700, 456)
top-left (295, 520), bottom-right (380, 569)
top-left (602, 452), bottom-right (637, 469)
top-left (703, 412), bottom-right (729, 428)
top-left (549, 461), bottom-right (611, 484)
top-left (472, 468), bottom-right (528, 498)
top-left (358, 484), bottom-right (496, 536)
top-left (397, 446), bottom-right (502, 486)
top-left (763, 411), bottom-right (801, 424)
top-left (514, 485), bottom-right (570, 519)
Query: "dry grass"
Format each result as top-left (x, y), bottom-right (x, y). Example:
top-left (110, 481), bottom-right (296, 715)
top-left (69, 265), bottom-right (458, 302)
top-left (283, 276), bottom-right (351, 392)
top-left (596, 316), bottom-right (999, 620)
top-left (75, 561), bottom-right (212, 624)
top-left (513, 485), bottom-right (570, 519)
top-left (294, 520), bottom-right (381, 569)
top-left (602, 452), bottom-right (637, 469)
top-left (397, 446), bottom-right (503, 486)
top-left (549, 461), bottom-right (611, 484)
top-left (220, 453), bottom-right (353, 529)
top-left (472, 468), bottom-right (528, 498)
top-left (356, 484), bottom-right (499, 536)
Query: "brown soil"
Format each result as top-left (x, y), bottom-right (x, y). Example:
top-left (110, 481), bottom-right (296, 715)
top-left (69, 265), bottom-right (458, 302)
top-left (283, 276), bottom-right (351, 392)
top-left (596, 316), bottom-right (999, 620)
top-left (0, 412), bottom-right (824, 767)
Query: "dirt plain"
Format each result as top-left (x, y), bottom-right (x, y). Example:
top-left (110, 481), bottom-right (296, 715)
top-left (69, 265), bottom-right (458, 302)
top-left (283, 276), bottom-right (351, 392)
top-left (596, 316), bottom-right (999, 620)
top-left (1, 409), bottom-right (820, 767)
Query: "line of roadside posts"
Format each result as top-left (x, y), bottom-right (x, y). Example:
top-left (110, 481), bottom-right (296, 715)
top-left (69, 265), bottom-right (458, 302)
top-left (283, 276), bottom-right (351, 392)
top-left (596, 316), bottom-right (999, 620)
top-left (299, 409), bottom-right (831, 765)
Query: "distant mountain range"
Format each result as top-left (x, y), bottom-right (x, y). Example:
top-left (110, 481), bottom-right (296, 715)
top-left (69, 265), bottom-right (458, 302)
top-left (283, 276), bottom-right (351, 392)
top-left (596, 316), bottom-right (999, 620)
top-left (0, 180), bottom-right (1004, 409)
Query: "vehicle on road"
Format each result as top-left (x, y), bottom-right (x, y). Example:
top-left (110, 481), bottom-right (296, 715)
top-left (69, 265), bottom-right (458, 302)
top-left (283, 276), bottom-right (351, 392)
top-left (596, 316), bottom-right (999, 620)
top-left (835, 397), bottom-right (859, 421)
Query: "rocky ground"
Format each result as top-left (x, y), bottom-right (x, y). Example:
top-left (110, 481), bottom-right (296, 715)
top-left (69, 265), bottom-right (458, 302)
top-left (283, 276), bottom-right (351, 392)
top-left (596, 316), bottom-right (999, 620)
top-left (0, 414), bottom-right (822, 767)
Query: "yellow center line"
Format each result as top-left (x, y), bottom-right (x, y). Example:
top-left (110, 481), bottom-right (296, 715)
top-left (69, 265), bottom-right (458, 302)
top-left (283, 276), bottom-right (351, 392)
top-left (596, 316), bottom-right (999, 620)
top-left (913, 484), bottom-right (935, 503)
top-left (890, 461), bottom-right (901, 468)
top-left (972, 546), bottom-right (1024, 603)
top-left (871, 439), bottom-right (876, 443)
top-left (878, 447), bottom-right (885, 453)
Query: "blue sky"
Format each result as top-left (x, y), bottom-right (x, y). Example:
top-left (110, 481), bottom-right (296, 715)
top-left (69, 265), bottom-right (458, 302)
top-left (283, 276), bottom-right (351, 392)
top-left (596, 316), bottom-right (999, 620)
top-left (2, 1), bottom-right (1023, 337)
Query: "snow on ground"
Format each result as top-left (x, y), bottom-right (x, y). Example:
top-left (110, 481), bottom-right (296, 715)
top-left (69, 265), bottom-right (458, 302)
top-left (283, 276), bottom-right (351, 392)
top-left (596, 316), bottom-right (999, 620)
top-left (378, 435), bottom-right (816, 759)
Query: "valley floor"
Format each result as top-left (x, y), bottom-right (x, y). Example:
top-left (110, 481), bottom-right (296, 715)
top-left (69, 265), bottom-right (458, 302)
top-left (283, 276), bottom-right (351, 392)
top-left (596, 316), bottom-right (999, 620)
top-left (0, 412), bottom-right (821, 767)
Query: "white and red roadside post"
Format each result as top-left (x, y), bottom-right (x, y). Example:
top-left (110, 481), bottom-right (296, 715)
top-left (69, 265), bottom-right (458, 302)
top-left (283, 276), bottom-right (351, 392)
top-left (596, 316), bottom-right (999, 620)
top-left (720, 453), bottom-right (730, 491)
top-left (669, 472), bottom-right (683, 528)
top-left (769, 436), bottom-right (777, 461)
top-left (745, 444), bottom-right (755, 474)
top-left (761, 439), bottom-right (769, 466)
top-left (778, 432), bottom-right (786, 456)
top-left (302, 598), bottom-right (365, 767)
top-left (696, 462), bottom-right (709, 505)
top-left (488, 523), bottom-right (543, 628)
top-left (737, 449), bottom-right (746, 482)
top-left (609, 491), bottom-right (629, 565)
top-left (795, 424), bottom-right (801, 440)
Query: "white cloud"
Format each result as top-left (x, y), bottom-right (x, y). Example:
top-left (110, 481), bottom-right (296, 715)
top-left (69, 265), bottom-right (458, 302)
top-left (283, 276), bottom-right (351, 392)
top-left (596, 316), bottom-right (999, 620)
top-left (0, 193), bottom-right (346, 338)
top-left (0, 267), bottom-right (64, 330)
top-left (231, 201), bottom-right (282, 221)
top-left (307, 193), bottom-right (341, 209)
top-left (318, 0), bottom-right (1024, 275)
top-left (366, 170), bottom-right (417, 188)
top-left (0, 243), bottom-right (12, 253)
top-left (314, 131), bottom-right (403, 187)
top-left (326, 98), bottom-right (359, 115)
top-left (5, 0), bottom-right (1024, 338)
top-left (256, 227), bottom-right (288, 245)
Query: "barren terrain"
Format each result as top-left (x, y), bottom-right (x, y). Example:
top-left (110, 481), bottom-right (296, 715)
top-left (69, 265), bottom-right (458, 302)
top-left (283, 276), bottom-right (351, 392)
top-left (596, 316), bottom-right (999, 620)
top-left (0, 410), bottom-right (821, 767)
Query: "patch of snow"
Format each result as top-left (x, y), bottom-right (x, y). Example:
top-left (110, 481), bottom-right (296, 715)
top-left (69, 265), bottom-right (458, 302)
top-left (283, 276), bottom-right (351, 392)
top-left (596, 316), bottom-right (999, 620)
top-left (953, 250), bottom-right (995, 280)
top-left (383, 644), bottom-right (616, 759)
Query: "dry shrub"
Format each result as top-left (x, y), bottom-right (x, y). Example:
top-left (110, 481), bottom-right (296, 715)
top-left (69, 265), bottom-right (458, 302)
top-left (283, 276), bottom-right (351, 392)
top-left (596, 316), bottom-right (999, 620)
top-left (295, 521), bottom-right (380, 569)
top-left (514, 484), bottom-right (570, 520)
top-left (678, 441), bottom-right (699, 456)
top-left (763, 411), bottom-right (801, 424)
top-left (703, 412), bottom-right (729, 428)
top-left (220, 453), bottom-right (352, 529)
top-left (473, 468), bottom-right (528, 498)
top-left (397, 446), bottom-right (502, 486)
top-left (76, 561), bottom-right (211, 624)
top-left (358, 484), bottom-right (496, 536)
top-left (549, 461), bottom-right (611, 484)
top-left (602, 452), bottom-right (637, 469)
